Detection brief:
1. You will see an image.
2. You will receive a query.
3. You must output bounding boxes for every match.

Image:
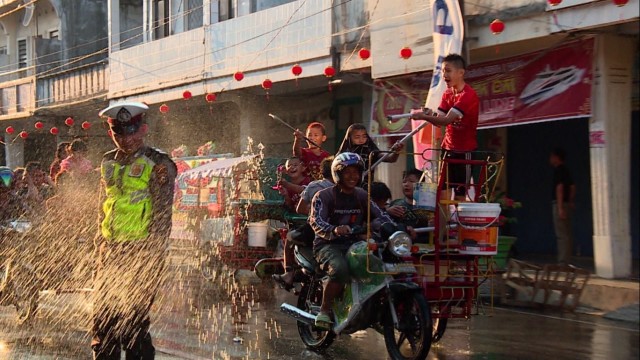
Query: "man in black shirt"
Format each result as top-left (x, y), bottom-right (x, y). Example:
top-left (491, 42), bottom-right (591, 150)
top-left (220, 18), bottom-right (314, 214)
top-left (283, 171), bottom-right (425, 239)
top-left (550, 147), bottom-right (575, 264)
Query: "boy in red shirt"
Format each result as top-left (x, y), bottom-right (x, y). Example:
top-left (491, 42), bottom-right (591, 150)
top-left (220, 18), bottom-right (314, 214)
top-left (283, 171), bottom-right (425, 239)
top-left (293, 122), bottom-right (330, 180)
top-left (410, 53), bottom-right (479, 200)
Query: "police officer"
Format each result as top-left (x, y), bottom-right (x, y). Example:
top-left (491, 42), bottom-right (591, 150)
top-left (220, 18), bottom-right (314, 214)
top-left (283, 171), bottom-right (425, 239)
top-left (92, 102), bottom-right (177, 360)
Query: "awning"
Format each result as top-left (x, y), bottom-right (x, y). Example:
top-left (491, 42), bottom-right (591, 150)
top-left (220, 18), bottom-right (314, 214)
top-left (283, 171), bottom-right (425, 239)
top-left (178, 155), bottom-right (257, 180)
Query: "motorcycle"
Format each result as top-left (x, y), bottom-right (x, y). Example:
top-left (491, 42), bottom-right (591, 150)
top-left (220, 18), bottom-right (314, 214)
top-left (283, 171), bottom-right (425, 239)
top-left (278, 223), bottom-right (432, 360)
top-left (0, 219), bottom-right (39, 323)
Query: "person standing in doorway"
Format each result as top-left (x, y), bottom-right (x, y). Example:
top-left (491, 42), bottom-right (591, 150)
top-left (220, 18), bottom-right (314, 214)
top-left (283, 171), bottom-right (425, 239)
top-left (92, 102), bottom-right (177, 360)
top-left (550, 147), bottom-right (575, 265)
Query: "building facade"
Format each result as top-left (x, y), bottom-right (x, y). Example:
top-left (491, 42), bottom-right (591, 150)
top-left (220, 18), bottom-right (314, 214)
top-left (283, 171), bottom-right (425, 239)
top-left (0, 0), bottom-right (637, 278)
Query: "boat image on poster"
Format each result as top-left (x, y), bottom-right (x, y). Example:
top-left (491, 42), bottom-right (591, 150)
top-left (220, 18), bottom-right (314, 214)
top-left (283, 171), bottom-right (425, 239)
top-left (519, 65), bottom-right (585, 106)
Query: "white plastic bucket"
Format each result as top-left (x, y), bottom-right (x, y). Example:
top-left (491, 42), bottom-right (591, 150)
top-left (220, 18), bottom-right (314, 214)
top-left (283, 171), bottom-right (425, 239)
top-left (247, 222), bottom-right (269, 247)
top-left (413, 183), bottom-right (437, 211)
top-left (456, 202), bottom-right (501, 227)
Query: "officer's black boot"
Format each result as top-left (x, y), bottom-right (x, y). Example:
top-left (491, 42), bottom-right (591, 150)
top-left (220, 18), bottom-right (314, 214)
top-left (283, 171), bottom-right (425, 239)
top-left (124, 331), bottom-right (155, 360)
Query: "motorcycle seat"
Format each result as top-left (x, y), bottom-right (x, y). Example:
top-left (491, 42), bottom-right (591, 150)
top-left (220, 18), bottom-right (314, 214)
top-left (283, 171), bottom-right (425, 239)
top-left (294, 245), bottom-right (321, 275)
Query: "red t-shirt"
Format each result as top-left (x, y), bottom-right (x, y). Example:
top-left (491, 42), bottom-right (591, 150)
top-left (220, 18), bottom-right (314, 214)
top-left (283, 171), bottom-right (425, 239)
top-left (438, 83), bottom-right (479, 152)
top-left (300, 148), bottom-right (330, 180)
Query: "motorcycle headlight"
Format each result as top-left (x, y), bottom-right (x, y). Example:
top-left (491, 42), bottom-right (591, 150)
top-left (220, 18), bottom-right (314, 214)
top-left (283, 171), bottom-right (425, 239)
top-left (388, 231), bottom-right (412, 257)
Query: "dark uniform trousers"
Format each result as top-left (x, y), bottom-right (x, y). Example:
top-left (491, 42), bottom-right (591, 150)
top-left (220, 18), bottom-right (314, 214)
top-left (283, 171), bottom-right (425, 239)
top-left (91, 240), bottom-right (165, 360)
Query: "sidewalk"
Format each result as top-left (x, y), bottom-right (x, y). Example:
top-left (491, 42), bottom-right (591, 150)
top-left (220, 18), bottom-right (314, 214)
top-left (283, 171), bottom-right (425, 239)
top-left (502, 254), bottom-right (640, 323)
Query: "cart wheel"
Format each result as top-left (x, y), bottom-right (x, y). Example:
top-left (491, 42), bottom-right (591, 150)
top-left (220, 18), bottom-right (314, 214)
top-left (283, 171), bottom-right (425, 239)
top-left (431, 307), bottom-right (448, 343)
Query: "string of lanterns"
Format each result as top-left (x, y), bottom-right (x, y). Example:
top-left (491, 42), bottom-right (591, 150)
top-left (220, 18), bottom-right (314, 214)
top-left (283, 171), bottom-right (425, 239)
top-left (3, 116), bottom-right (93, 142)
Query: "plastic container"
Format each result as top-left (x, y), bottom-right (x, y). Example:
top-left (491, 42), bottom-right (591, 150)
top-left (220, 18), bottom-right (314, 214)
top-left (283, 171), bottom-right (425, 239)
top-left (456, 202), bottom-right (501, 227)
top-left (247, 222), bottom-right (269, 247)
top-left (413, 183), bottom-right (437, 211)
top-left (458, 226), bottom-right (499, 255)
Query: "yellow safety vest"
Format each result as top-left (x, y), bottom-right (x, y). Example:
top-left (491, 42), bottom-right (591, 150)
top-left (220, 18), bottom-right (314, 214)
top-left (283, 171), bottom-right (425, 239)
top-left (100, 155), bottom-right (154, 242)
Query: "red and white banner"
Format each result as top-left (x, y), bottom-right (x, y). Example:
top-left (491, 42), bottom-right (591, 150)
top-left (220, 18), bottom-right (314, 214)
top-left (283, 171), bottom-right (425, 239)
top-left (412, 0), bottom-right (464, 169)
top-left (469, 37), bottom-right (594, 128)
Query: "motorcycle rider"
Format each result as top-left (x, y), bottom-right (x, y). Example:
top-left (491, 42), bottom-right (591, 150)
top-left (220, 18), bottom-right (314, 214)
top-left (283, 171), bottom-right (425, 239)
top-left (309, 152), bottom-right (394, 329)
top-left (92, 102), bottom-right (177, 360)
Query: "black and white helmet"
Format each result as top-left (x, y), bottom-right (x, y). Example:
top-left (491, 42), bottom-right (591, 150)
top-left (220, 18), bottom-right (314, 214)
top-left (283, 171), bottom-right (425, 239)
top-left (331, 152), bottom-right (365, 183)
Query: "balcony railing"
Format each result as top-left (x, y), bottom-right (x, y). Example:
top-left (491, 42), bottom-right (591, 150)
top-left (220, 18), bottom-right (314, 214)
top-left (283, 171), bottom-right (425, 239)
top-left (0, 67), bottom-right (35, 117)
top-left (36, 60), bottom-right (108, 108)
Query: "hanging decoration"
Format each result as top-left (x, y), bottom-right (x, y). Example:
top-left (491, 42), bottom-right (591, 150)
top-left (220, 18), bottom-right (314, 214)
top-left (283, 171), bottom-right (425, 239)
top-left (205, 93), bottom-right (217, 103)
top-left (612, 0), bottom-right (628, 6)
top-left (182, 90), bottom-right (192, 100)
top-left (234, 71), bottom-right (244, 81)
top-left (400, 47), bottom-right (413, 60)
top-left (50, 127), bottom-right (59, 135)
top-left (205, 93), bottom-right (217, 115)
top-left (324, 66), bottom-right (336, 91)
top-left (291, 64), bottom-right (302, 86)
top-left (81, 121), bottom-right (91, 130)
top-left (19, 131), bottom-right (28, 139)
top-left (358, 48), bottom-right (371, 61)
top-left (548, 0), bottom-right (562, 5)
top-left (107, 129), bottom-right (113, 137)
top-left (262, 79), bottom-right (273, 100)
top-left (34, 121), bottom-right (44, 130)
top-left (159, 104), bottom-right (170, 114)
top-left (65, 117), bottom-right (75, 127)
top-left (6, 126), bottom-right (14, 135)
top-left (490, 19), bottom-right (505, 35)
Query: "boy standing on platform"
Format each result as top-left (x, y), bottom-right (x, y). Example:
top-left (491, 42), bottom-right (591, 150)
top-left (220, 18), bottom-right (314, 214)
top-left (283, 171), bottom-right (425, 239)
top-left (293, 122), bottom-right (330, 180)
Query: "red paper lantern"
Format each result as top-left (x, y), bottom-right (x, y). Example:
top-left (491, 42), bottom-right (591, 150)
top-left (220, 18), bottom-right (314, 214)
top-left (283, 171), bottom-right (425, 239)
top-left (400, 47), bottom-right (413, 59)
top-left (262, 79), bottom-right (273, 90)
top-left (490, 19), bottom-right (505, 34)
top-left (612, 0), bottom-right (628, 6)
top-left (234, 71), bottom-right (244, 81)
top-left (548, 0), bottom-right (562, 6)
top-left (182, 90), bottom-right (192, 100)
top-left (34, 121), bottom-right (44, 130)
top-left (159, 104), bottom-right (169, 114)
top-left (19, 131), bottom-right (28, 139)
top-left (205, 93), bottom-right (216, 103)
top-left (358, 48), bottom-right (371, 60)
top-left (65, 117), bottom-right (74, 126)
top-left (324, 66), bottom-right (336, 78)
top-left (291, 64), bottom-right (302, 76)
top-left (81, 121), bottom-right (91, 130)
top-left (5, 126), bottom-right (14, 135)
top-left (50, 127), bottom-right (59, 135)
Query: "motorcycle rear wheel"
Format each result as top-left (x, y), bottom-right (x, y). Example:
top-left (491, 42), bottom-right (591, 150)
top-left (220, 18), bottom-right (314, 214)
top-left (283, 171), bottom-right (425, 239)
top-left (296, 282), bottom-right (335, 351)
top-left (383, 292), bottom-right (432, 360)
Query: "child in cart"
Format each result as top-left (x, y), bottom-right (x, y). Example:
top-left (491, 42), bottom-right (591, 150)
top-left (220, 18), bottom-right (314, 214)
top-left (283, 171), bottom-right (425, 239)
top-left (387, 169), bottom-right (432, 243)
top-left (277, 157), bottom-right (310, 212)
top-left (293, 122), bottom-right (330, 180)
top-left (336, 124), bottom-right (404, 183)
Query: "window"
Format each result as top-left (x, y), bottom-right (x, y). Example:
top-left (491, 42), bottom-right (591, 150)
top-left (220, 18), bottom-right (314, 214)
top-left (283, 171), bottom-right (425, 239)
top-left (186, 0), bottom-right (203, 30)
top-left (0, 46), bottom-right (7, 55)
top-left (153, 0), bottom-right (170, 39)
top-left (49, 29), bottom-right (59, 40)
top-left (219, 0), bottom-right (235, 21)
top-left (18, 39), bottom-right (27, 69)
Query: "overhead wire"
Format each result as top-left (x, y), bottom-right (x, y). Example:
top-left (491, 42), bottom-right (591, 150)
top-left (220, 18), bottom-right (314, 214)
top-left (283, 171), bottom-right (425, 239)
top-left (3, 0), bottom-right (605, 114)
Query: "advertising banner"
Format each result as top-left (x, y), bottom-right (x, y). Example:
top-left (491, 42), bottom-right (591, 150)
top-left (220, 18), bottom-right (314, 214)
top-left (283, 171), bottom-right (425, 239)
top-left (468, 37), bottom-right (594, 128)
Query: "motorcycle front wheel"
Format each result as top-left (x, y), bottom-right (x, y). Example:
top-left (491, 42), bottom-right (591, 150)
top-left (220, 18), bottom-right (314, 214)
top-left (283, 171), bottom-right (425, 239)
top-left (383, 291), bottom-right (432, 360)
top-left (296, 282), bottom-right (335, 351)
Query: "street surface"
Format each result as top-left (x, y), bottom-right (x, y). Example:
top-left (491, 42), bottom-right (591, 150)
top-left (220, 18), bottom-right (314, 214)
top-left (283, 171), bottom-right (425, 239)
top-left (0, 249), bottom-right (637, 359)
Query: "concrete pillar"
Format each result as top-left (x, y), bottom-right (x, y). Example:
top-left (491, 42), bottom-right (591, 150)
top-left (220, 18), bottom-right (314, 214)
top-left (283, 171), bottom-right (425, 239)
top-left (109, 0), bottom-right (121, 52)
top-left (4, 133), bottom-right (24, 169)
top-left (589, 34), bottom-right (636, 279)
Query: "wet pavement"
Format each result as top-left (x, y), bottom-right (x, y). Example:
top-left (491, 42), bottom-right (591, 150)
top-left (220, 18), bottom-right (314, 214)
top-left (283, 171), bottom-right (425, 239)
top-left (0, 249), bottom-right (638, 360)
